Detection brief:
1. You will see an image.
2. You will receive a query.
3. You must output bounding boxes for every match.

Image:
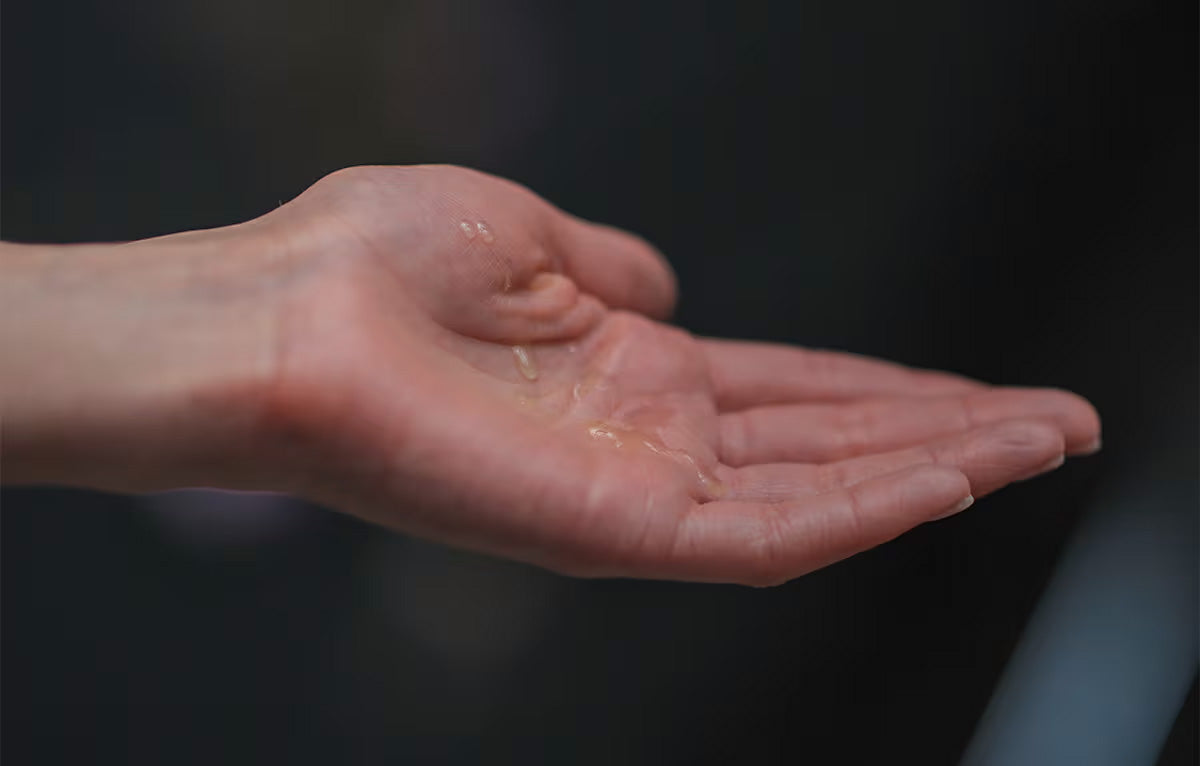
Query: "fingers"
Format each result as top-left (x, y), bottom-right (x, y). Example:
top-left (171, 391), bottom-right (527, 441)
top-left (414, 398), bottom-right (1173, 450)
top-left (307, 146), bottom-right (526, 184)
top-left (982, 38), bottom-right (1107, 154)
top-left (727, 419), bottom-right (1065, 503)
top-left (701, 339), bottom-right (987, 411)
top-left (651, 465), bottom-right (971, 585)
top-left (719, 388), bottom-right (1101, 466)
top-left (549, 214), bottom-right (678, 320)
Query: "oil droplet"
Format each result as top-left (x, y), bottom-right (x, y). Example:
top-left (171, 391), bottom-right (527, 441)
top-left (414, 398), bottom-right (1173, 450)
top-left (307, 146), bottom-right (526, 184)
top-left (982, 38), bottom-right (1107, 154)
top-left (476, 221), bottom-right (495, 244)
top-left (570, 372), bottom-right (608, 401)
top-left (512, 345), bottom-right (538, 381)
top-left (459, 221), bottom-right (477, 239)
top-left (697, 472), bottom-right (726, 498)
top-left (641, 440), bottom-right (673, 457)
top-left (679, 452), bottom-right (726, 498)
top-left (585, 423), bottom-right (724, 500)
top-left (588, 424), bottom-right (624, 447)
top-left (572, 377), bottom-right (596, 402)
top-left (641, 440), bottom-right (726, 499)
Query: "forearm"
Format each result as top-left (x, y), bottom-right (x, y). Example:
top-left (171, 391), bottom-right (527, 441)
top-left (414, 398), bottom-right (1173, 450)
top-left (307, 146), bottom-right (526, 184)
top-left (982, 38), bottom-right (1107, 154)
top-left (0, 229), bottom-right (283, 492)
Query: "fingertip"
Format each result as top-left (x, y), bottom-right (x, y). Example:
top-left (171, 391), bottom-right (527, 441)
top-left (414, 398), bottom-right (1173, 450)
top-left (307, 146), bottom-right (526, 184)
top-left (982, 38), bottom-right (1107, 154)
top-left (974, 387), bottom-right (1101, 456)
top-left (1075, 436), bottom-right (1103, 456)
top-left (1031, 453), bottom-right (1066, 475)
top-left (844, 463), bottom-right (971, 529)
top-left (501, 287), bottom-right (606, 343)
top-left (619, 228), bottom-right (678, 319)
top-left (513, 272), bottom-right (579, 317)
top-left (592, 223), bottom-right (678, 319)
top-left (553, 216), bottom-right (678, 319)
top-left (901, 464), bottom-right (973, 507)
top-left (933, 494), bottom-right (976, 520)
top-left (1058, 390), bottom-right (1102, 455)
top-left (887, 465), bottom-right (973, 521)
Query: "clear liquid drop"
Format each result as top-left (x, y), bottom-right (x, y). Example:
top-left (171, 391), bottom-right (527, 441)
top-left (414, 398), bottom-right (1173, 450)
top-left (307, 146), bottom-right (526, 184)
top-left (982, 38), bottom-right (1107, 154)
top-left (512, 345), bottom-right (538, 381)
top-left (476, 221), bottom-right (495, 244)
top-left (588, 424), bottom-right (624, 447)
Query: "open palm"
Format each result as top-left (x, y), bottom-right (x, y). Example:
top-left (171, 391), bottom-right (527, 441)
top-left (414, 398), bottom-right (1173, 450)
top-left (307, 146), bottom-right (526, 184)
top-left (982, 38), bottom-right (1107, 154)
top-left (258, 166), bottom-right (1099, 585)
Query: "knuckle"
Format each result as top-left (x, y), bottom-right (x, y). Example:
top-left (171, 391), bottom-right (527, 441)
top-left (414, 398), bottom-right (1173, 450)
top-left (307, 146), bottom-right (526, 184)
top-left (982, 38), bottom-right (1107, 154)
top-left (813, 461), bottom-right (847, 493)
top-left (996, 420), bottom-right (1062, 452)
top-left (307, 166), bottom-right (418, 211)
top-left (722, 412), bottom-right (753, 466)
top-left (321, 164), bottom-right (399, 188)
top-left (956, 395), bottom-right (979, 430)
top-left (838, 487), bottom-right (868, 542)
top-left (833, 405), bottom-right (873, 459)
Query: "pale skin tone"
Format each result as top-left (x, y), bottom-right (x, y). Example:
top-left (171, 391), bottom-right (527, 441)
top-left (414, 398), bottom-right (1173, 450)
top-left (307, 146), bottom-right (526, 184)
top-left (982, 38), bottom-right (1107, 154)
top-left (0, 165), bottom-right (1101, 586)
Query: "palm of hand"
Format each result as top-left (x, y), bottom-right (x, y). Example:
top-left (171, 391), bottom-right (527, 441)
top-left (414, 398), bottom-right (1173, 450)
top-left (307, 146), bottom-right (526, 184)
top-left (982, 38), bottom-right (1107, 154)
top-left (264, 166), bottom-right (1099, 585)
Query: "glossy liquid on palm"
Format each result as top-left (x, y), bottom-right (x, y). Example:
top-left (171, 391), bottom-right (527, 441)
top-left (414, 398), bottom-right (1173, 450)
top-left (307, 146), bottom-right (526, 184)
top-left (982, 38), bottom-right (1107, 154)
top-left (504, 305), bottom-right (721, 500)
top-left (511, 345), bottom-right (538, 381)
top-left (587, 420), bottom-right (725, 500)
top-left (458, 219), bottom-right (495, 244)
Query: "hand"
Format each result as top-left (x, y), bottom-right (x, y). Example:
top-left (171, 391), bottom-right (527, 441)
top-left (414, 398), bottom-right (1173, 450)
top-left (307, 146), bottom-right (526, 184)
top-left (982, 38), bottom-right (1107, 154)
top-left (0, 165), bottom-right (1101, 586)
top-left (245, 166), bottom-right (1100, 585)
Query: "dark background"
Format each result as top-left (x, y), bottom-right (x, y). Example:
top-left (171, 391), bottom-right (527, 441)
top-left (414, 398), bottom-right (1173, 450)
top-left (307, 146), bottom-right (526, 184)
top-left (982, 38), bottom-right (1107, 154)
top-left (2, 1), bottom-right (1196, 763)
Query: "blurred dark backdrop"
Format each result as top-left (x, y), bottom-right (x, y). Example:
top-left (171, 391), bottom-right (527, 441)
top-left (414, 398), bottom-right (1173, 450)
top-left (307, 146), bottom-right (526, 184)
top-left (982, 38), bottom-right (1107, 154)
top-left (2, 1), bottom-right (1196, 764)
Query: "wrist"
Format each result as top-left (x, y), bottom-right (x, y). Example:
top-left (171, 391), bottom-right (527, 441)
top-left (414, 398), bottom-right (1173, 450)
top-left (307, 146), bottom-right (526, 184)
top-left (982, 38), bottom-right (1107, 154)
top-left (0, 225), bottom-right (291, 492)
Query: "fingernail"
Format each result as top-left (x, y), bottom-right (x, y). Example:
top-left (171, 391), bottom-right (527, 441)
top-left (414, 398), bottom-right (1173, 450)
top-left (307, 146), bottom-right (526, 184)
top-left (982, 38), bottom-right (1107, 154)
top-left (1077, 437), bottom-right (1102, 455)
top-left (1036, 453), bottom-right (1066, 473)
top-left (934, 494), bottom-right (975, 520)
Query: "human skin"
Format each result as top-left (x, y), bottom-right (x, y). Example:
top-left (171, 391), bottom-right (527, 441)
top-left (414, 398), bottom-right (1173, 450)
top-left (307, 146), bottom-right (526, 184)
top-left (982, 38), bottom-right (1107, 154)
top-left (0, 165), bottom-right (1101, 585)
